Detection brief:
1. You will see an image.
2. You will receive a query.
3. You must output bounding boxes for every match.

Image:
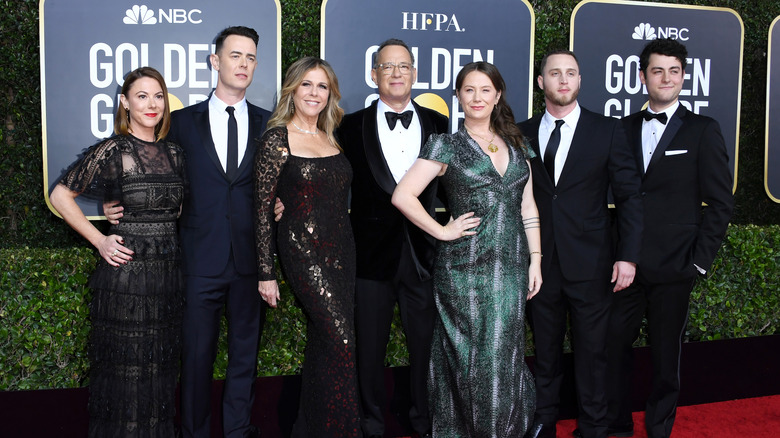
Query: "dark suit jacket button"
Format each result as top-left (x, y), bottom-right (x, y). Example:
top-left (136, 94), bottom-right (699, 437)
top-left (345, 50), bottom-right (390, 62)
top-left (553, 194), bottom-right (558, 200)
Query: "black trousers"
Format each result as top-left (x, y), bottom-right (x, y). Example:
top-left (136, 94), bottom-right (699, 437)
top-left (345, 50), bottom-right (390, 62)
top-left (180, 257), bottom-right (266, 438)
top-left (606, 273), bottom-right (695, 438)
top-left (528, 252), bottom-right (612, 438)
top-left (355, 241), bottom-right (436, 436)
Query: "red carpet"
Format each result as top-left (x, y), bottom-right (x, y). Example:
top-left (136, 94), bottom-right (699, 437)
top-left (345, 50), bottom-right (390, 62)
top-left (554, 395), bottom-right (780, 437)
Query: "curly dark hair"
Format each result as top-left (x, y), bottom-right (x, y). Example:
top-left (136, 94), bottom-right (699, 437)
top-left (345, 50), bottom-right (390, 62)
top-left (639, 38), bottom-right (688, 73)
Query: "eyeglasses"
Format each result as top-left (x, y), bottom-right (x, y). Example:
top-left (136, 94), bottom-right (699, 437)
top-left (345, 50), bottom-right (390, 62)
top-left (375, 62), bottom-right (414, 75)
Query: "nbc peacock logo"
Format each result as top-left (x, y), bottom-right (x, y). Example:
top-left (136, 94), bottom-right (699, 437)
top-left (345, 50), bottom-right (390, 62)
top-left (123, 5), bottom-right (157, 25)
top-left (632, 23), bottom-right (657, 40)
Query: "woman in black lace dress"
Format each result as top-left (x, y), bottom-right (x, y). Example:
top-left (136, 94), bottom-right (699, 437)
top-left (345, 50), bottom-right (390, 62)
top-left (50, 67), bottom-right (184, 437)
top-left (254, 57), bottom-right (360, 437)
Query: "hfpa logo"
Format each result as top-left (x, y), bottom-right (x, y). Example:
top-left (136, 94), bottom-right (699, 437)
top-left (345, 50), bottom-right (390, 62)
top-left (401, 12), bottom-right (465, 32)
top-left (632, 22), bottom-right (689, 41)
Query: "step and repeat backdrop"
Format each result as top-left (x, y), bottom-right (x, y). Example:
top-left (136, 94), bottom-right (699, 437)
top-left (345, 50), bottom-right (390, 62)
top-left (40, 0), bottom-right (281, 217)
top-left (42, 0), bottom-right (780, 212)
top-left (321, 0), bottom-right (535, 133)
top-left (571, 0), bottom-right (743, 191)
top-left (766, 16), bottom-right (780, 202)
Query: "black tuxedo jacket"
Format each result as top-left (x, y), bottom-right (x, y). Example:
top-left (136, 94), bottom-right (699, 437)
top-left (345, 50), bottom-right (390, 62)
top-left (169, 98), bottom-right (271, 277)
top-left (623, 105), bottom-right (733, 282)
top-left (339, 100), bottom-right (448, 281)
top-left (518, 107), bottom-right (643, 282)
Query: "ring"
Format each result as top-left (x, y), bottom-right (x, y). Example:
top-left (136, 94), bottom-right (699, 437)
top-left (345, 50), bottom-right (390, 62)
top-left (461, 231), bottom-right (466, 237)
top-left (111, 250), bottom-right (118, 257)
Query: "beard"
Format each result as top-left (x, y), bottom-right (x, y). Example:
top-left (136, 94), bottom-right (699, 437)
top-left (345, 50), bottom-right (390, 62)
top-left (545, 86), bottom-right (579, 107)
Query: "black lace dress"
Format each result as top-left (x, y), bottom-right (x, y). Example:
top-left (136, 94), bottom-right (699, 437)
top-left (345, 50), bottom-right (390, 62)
top-left (58, 134), bottom-right (185, 438)
top-left (255, 127), bottom-right (360, 437)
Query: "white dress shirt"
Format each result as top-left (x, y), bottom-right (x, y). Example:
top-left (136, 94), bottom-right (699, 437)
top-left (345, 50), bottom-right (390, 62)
top-left (539, 104), bottom-right (581, 185)
top-left (209, 94), bottom-right (250, 172)
top-left (641, 101), bottom-right (679, 171)
top-left (376, 99), bottom-right (422, 183)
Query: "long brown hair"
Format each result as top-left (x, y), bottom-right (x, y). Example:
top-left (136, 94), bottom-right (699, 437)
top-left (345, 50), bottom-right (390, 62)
top-left (114, 67), bottom-right (171, 141)
top-left (267, 57), bottom-right (344, 149)
top-left (456, 62), bottom-right (526, 152)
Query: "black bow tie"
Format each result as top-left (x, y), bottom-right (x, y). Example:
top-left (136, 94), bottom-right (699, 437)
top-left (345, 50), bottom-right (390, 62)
top-left (385, 110), bottom-right (413, 130)
top-left (642, 110), bottom-right (668, 125)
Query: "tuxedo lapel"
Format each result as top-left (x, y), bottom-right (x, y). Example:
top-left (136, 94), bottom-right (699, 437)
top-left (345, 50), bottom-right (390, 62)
top-left (629, 115), bottom-right (645, 176)
top-left (236, 105), bottom-right (264, 179)
top-left (194, 103), bottom-right (227, 179)
top-left (647, 105), bottom-right (685, 172)
top-left (556, 111), bottom-right (589, 188)
top-left (362, 101), bottom-right (398, 195)
top-left (521, 115), bottom-right (552, 189)
top-left (414, 101), bottom-right (435, 144)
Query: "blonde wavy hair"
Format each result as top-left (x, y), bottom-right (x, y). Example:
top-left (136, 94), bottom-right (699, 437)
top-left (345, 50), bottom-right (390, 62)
top-left (267, 57), bottom-right (344, 149)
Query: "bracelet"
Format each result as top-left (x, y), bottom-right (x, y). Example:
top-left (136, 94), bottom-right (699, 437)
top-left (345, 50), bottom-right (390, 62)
top-left (530, 251), bottom-right (542, 257)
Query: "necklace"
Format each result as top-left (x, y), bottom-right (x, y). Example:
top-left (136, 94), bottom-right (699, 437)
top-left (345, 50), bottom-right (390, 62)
top-left (465, 125), bottom-right (499, 153)
top-left (291, 120), bottom-right (319, 135)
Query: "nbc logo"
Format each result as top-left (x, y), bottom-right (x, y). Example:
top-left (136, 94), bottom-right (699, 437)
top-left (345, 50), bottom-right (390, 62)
top-left (124, 5), bottom-right (157, 25)
top-left (122, 5), bottom-right (203, 25)
top-left (632, 23), bottom-right (656, 40)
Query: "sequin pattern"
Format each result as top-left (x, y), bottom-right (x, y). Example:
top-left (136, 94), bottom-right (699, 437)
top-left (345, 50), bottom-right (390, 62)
top-left (254, 127), bottom-right (360, 436)
top-left (420, 127), bottom-right (536, 437)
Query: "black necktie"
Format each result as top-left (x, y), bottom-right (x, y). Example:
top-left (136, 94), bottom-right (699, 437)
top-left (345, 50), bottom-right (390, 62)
top-left (226, 106), bottom-right (238, 179)
top-left (642, 110), bottom-right (668, 125)
top-left (385, 110), bottom-right (413, 130)
top-left (544, 119), bottom-right (565, 183)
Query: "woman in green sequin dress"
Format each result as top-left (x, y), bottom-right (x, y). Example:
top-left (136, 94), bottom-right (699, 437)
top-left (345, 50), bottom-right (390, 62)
top-left (392, 62), bottom-right (543, 437)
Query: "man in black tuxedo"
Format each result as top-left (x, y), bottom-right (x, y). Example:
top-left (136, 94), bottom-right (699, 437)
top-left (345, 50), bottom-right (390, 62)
top-left (339, 38), bottom-right (448, 438)
top-left (605, 39), bottom-right (734, 438)
top-left (517, 50), bottom-right (643, 438)
top-left (165, 26), bottom-right (270, 438)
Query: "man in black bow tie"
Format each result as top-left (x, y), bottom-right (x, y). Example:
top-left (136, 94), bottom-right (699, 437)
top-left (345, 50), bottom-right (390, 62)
top-left (605, 38), bottom-right (734, 438)
top-left (337, 38), bottom-right (448, 438)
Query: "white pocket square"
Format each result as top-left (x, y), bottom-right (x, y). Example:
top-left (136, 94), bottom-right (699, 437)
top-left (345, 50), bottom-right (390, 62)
top-left (665, 149), bottom-right (688, 156)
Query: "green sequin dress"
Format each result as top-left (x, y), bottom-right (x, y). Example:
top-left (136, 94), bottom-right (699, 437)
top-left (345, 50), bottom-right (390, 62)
top-left (420, 127), bottom-right (536, 437)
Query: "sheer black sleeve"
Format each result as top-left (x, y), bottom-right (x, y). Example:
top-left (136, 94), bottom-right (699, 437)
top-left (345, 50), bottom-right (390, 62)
top-left (254, 127), bottom-right (290, 281)
top-left (58, 136), bottom-right (124, 201)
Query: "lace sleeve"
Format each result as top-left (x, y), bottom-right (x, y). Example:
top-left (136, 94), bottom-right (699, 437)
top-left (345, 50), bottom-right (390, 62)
top-left (58, 136), bottom-right (123, 200)
top-left (167, 140), bottom-right (188, 198)
top-left (254, 127), bottom-right (289, 281)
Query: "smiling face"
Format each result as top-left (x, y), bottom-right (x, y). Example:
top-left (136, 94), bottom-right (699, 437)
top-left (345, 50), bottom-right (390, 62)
top-left (292, 67), bottom-right (330, 121)
top-left (211, 34), bottom-right (258, 101)
top-left (640, 53), bottom-right (684, 112)
top-left (538, 53), bottom-right (581, 109)
top-left (119, 76), bottom-right (165, 141)
top-left (371, 44), bottom-right (417, 109)
top-left (457, 70), bottom-right (501, 125)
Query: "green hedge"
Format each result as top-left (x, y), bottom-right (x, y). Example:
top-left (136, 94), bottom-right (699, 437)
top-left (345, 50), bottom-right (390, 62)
top-left (1, 224), bottom-right (778, 391)
top-left (2, 0), bottom-right (780, 250)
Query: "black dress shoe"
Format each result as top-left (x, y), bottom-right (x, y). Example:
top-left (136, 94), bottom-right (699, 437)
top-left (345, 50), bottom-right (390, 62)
top-left (572, 425), bottom-right (634, 437)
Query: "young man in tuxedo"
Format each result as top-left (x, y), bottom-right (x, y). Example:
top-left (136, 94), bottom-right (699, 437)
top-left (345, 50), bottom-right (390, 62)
top-left (339, 38), bottom-right (448, 438)
top-left (605, 38), bottom-right (734, 438)
top-left (517, 50), bottom-right (643, 438)
top-left (110, 26), bottom-right (271, 438)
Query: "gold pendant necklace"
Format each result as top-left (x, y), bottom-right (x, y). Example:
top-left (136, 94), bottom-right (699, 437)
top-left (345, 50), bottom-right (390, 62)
top-left (465, 125), bottom-right (498, 153)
